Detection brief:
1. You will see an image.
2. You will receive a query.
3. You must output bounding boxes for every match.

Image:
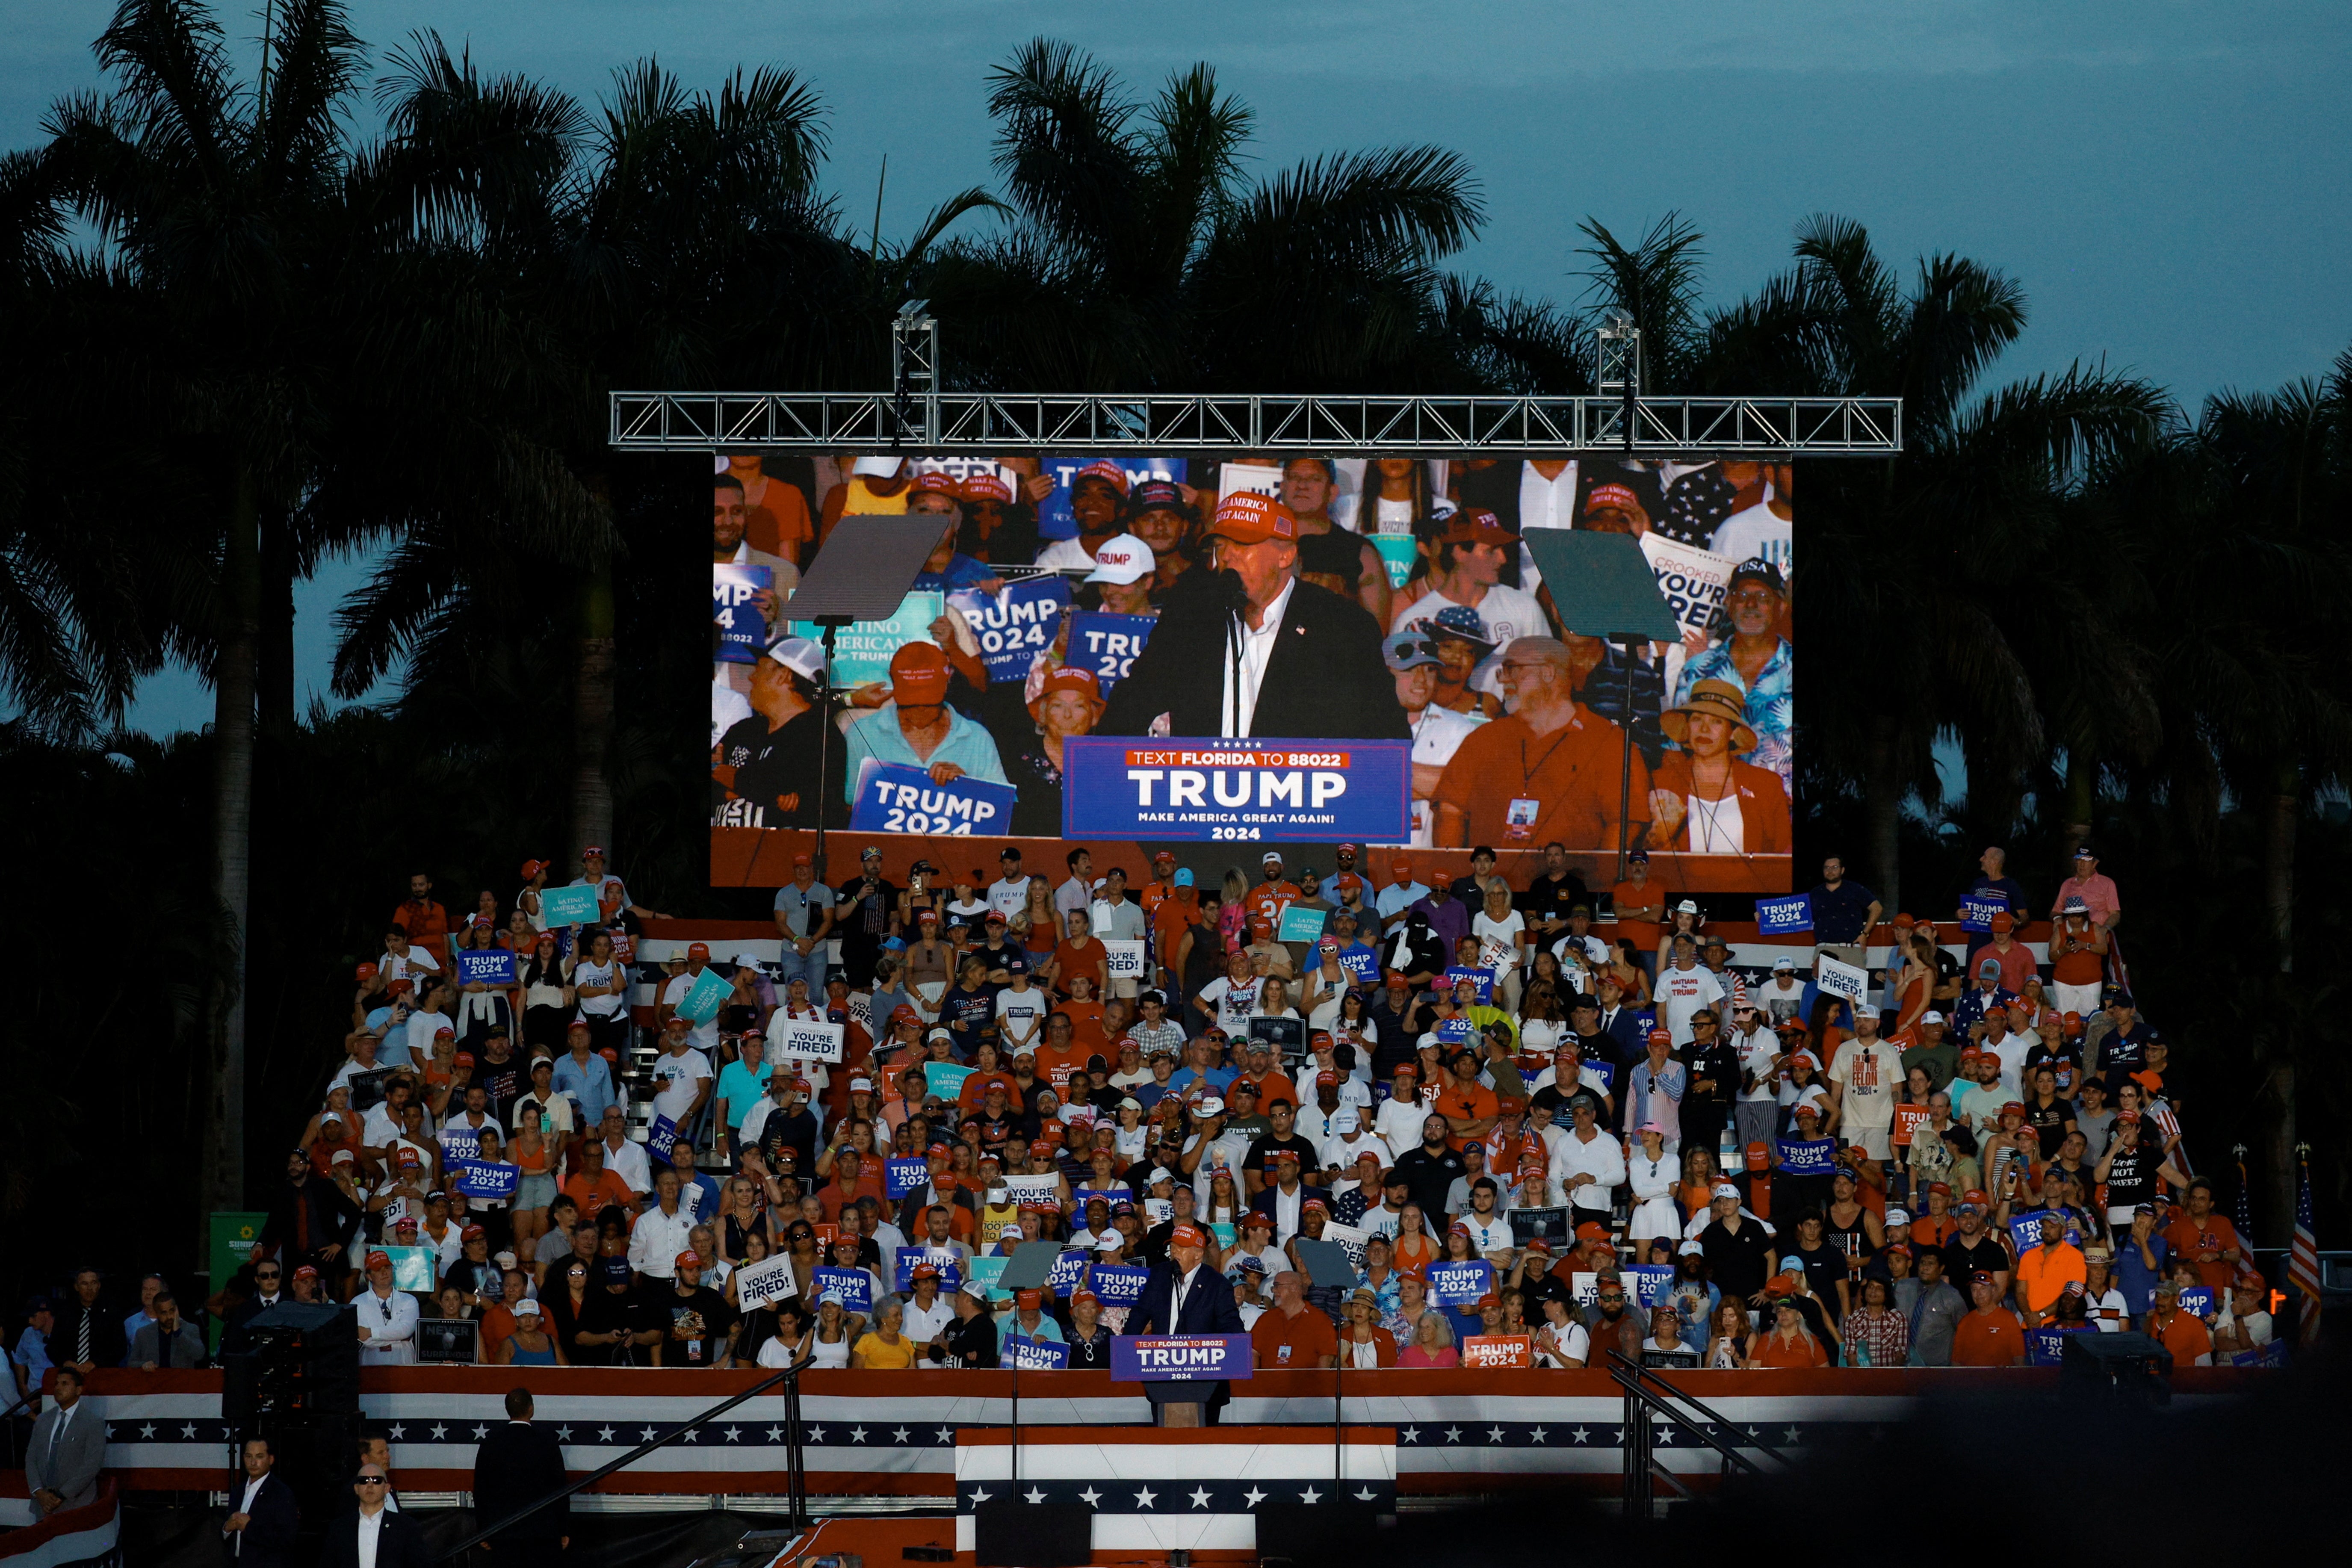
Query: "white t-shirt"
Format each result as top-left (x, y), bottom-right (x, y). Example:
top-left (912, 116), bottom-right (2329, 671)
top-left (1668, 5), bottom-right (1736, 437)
top-left (379, 948), bottom-right (441, 985)
top-left (1827, 1039), bottom-right (1902, 1131)
top-left (1754, 977), bottom-right (1807, 1028)
top-left (1655, 964), bottom-right (1726, 1045)
top-left (712, 678), bottom-right (753, 749)
top-left (1471, 910), bottom-right (1526, 974)
top-left (1732, 1025), bottom-right (1781, 1102)
top-left (987, 877), bottom-right (1032, 919)
top-left (1407, 704), bottom-right (1479, 844)
top-left (1195, 978), bottom-right (1259, 1034)
top-left (649, 1046), bottom-right (713, 1121)
top-left (573, 959), bottom-right (627, 1019)
top-left (994, 985), bottom-right (1048, 1048)
top-left (1708, 500), bottom-right (1793, 574)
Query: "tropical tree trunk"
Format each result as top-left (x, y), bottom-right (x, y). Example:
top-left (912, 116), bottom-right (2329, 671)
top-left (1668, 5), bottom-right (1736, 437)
top-left (204, 465), bottom-right (260, 1222)
top-left (2264, 762), bottom-right (2298, 972)
top-left (2061, 747), bottom-right (2097, 865)
top-left (1862, 714), bottom-right (1901, 916)
top-left (257, 509), bottom-right (296, 745)
top-left (2254, 1060), bottom-right (2297, 1249)
top-left (570, 564), bottom-right (618, 863)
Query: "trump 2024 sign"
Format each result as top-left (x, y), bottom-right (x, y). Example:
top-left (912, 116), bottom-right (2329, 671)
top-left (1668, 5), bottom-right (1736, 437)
top-left (1061, 737), bottom-right (1410, 843)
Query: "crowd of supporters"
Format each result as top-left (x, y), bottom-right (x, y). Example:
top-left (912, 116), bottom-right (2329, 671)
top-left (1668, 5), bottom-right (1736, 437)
top-left (9, 835), bottom-right (2273, 1401)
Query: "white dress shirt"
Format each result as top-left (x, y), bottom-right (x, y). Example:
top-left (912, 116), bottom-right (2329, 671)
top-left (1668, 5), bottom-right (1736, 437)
top-left (602, 1135), bottom-right (653, 1196)
top-left (1220, 576), bottom-right (1297, 737)
top-left (353, 1287), bottom-right (420, 1364)
top-left (627, 1204), bottom-right (698, 1280)
top-left (357, 1507), bottom-right (386, 1568)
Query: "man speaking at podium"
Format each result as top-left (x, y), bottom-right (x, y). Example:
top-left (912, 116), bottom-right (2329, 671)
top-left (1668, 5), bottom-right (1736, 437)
top-left (1129, 1221), bottom-right (1246, 1427)
top-left (1099, 493), bottom-right (1406, 741)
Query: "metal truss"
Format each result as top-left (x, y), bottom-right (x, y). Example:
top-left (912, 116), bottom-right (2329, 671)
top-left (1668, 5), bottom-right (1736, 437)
top-left (612, 390), bottom-right (1901, 455)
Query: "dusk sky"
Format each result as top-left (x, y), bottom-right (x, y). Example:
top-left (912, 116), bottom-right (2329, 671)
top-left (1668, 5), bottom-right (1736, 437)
top-left (8, 0), bottom-right (2346, 736)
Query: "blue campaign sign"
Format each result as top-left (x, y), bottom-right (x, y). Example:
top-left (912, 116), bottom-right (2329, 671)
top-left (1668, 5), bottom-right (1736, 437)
top-left (1007, 1336), bottom-right (1071, 1370)
top-left (1775, 1137), bottom-right (1836, 1175)
top-left (812, 1267), bottom-right (874, 1315)
top-left (1427, 1261), bottom-right (1493, 1306)
top-left (850, 760), bottom-right (1019, 837)
top-left (895, 1249), bottom-right (963, 1291)
top-left (677, 966), bottom-right (733, 1025)
top-left (712, 563), bottom-right (772, 664)
top-left (1442, 966), bottom-right (1497, 1003)
top-left (1276, 905), bottom-right (1328, 943)
top-left (1337, 946), bottom-right (1380, 985)
top-left (1034, 456), bottom-right (1187, 539)
top-left (1066, 612), bottom-right (1157, 695)
top-left (2025, 1327), bottom-right (2071, 1366)
top-left (2177, 1285), bottom-right (2216, 1319)
top-left (455, 949), bottom-right (517, 987)
top-left (2008, 1213), bottom-right (2085, 1253)
top-left (539, 884), bottom-right (600, 927)
top-left (789, 592), bottom-right (946, 689)
top-left (1110, 1333), bottom-right (1253, 1381)
top-left (951, 576), bottom-right (1073, 684)
top-left (885, 1156), bottom-right (929, 1198)
top-left (1434, 1017), bottom-right (1471, 1045)
top-left (1621, 1265), bottom-right (1674, 1308)
top-left (1061, 737), bottom-right (1412, 843)
top-left (452, 1160), bottom-right (519, 1200)
top-left (645, 1115), bottom-right (679, 1161)
top-left (1045, 1249), bottom-right (1093, 1299)
top-left (1090, 1263), bottom-right (1149, 1305)
top-left (1580, 1060), bottom-right (1619, 1093)
top-left (1961, 896), bottom-right (2007, 934)
top-left (1755, 894), bottom-right (1814, 936)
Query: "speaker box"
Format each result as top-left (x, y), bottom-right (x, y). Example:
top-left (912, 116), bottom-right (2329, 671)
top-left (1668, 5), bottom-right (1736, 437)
top-left (2060, 1329), bottom-right (2172, 1406)
top-left (253, 1410), bottom-right (364, 1534)
top-left (973, 1499), bottom-right (1090, 1566)
top-left (1256, 1499), bottom-right (1380, 1563)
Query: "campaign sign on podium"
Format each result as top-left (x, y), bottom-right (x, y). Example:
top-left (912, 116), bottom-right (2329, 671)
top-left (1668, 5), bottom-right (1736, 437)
top-left (1110, 1334), bottom-right (1253, 1381)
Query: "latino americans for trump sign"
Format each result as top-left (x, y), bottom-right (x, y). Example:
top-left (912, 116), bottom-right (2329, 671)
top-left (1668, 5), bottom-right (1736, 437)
top-left (1060, 737), bottom-right (1410, 842)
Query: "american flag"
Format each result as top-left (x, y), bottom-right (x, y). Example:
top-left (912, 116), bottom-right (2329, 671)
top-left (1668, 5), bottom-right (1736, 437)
top-left (2234, 1157), bottom-right (2256, 1282)
top-left (2289, 1152), bottom-right (2323, 1346)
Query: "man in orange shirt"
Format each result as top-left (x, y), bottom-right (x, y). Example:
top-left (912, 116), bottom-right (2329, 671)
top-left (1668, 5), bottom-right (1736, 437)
top-left (1610, 849), bottom-right (1664, 963)
top-left (1235, 1040), bottom-right (1297, 1114)
top-left (2161, 1178), bottom-right (2243, 1293)
top-left (1436, 1051), bottom-right (1500, 1149)
top-left (393, 872), bottom-right (453, 964)
top-left (2145, 1279), bottom-right (2214, 1365)
top-left (1949, 1272), bottom-right (2027, 1366)
top-left (558, 1138), bottom-right (635, 1224)
top-left (1246, 852), bottom-right (1303, 930)
top-left (2013, 1212), bottom-right (2087, 1321)
top-left (1432, 638), bottom-right (1649, 851)
top-left (1029, 1012), bottom-right (1089, 1096)
top-left (1249, 1271), bottom-right (1338, 1369)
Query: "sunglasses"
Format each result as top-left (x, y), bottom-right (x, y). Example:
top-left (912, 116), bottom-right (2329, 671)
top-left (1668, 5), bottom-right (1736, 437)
top-left (355, 1476), bottom-right (388, 1485)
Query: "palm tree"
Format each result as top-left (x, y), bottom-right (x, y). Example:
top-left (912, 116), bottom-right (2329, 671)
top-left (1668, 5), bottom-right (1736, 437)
top-left (33, 0), bottom-right (380, 1214)
top-left (1680, 215), bottom-right (2169, 910)
top-left (922, 39), bottom-right (1495, 393)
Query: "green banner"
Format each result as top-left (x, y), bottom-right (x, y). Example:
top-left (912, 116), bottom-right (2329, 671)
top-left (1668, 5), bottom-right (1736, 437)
top-left (207, 1210), bottom-right (269, 1349)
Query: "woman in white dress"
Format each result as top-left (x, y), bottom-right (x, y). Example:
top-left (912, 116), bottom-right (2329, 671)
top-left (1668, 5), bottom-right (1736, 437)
top-left (1626, 1122), bottom-right (1681, 1244)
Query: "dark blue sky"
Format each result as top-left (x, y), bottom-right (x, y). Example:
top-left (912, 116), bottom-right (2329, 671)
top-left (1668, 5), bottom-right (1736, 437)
top-left (7, 0), bottom-right (2347, 735)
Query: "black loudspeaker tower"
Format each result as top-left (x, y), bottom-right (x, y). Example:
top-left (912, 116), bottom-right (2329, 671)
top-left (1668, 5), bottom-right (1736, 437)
top-left (226, 1303), bottom-right (360, 1426)
top-left (1256, 1499), bottom-right (1380, 1564)
top-left (251, 1410), bottom-right (364, 1547)
top-left (2059, 1329), bottom-right (2173, 1406)
top-left (973, 1499), bottom-right (1090, 1566)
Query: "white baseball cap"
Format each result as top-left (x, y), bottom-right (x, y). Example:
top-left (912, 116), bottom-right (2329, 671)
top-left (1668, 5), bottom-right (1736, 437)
top-left (1083, 532), bottom-right (1155, 585)
top-left (762, 636), bottom-right (827, 684)
top-left (851, 455), bottom-right (904, 478)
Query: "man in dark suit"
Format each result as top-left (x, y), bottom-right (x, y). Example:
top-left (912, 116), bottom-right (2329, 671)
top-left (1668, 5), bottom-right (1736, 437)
top-left (221, 1435), bottom-right (298, 1567)
top-left (1099, 493), bottom-right (1408, 742)
top-left (470, 1388), bottom-right (570, 1562)
top-left (52, 1269), bottom-right (125, 1376)
top-left (319, 1464), bottom-right (431, 1568)
top-left (1127, 1222), bottom-right (1246, 1427)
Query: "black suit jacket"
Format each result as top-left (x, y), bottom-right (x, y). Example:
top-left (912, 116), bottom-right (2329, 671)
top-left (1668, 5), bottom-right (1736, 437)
top-left (1129, 1261), bottom-right (1245, 1338)
top-left (471, 1422), bottom-right (570, 1546)
top-left (317, 1507), bottom-right (433, 1568)
top-left (1099, 574), bottom-right (1409, 742)
top-left (225, 1472), bottom-right (299, 1568)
